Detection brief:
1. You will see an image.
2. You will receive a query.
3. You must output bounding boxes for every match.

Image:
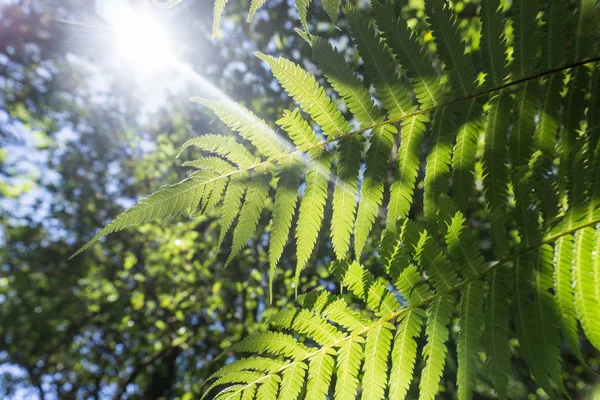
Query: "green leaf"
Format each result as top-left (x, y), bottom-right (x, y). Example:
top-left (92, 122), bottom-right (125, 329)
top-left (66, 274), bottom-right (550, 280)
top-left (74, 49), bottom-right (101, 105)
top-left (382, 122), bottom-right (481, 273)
top-left (574, 227), bottom-right (600, 351)
top-left (71, 173), bottom-right (221, 258)
top-left (295, 148), bottom-right (333, 280)
top-left (276, 108), bottom-right (322, 152)
top-left (347, 6), bottom-right (414, 120)
top-left (212, 0), bottom-right (229, 37)
top-left (295, 0), bottom-right (312, 30)
top-left (217, 173), bottom-right (248, 249)
top-left (374, 3), bottom-right (442, 108)
top-left (479, 0), bottom-right (507, 87)
top-left (419, 294), bottom-right (454, 400)
top-left (451, 99), bottom-right (483, 211)
top-left (424, 107), bottom-right (456, 230)
top-left (226, 169), bottom-right (271, 265)
top-left (553, 234), bottom-right (583, 360)
top-left (191, 98), bottom-right (289, 159)
top-left (510, 82), bottom-right (538, 167)
top-left (331, 136), bottom-right (363, 259)
top-left (484, 268), bottom-right (511, 400)
top-left (279, 362), bottom-right (306, 400)
top-left (361, 322), bottom-right (395, 400)
top-left (255, 52), bottom-right (351, 138)
top-left (269, 159), bottom-right (301, 301)
top-left (456, 281), bottom-right (484, 400)
top-left (482, 92), bottom-right (512, 213)
top-left (306, 350), bottom-right (335, 399)
top-left (511, 0), bottom-right (539, 79)
top-left (247, 0), bottom-right (267, 22)
top-left (414, 230), bottom-right (460, 292)
top-left (322, 0), bottom-right (340, 24)
top-left (231, 332), bottom-right (311, 359)
top-left (387, 114), bottom-right (428, 228)
top-left (426, 0), bottom-right (477, 96)
top-left (388, 309), bottom-right (424, 400)
top-left (355, 125), bottom-right (395, 257)
top-left (255, 374), bottom-right (280, 400)
top-left (334, 339), bottom-right (362, 400)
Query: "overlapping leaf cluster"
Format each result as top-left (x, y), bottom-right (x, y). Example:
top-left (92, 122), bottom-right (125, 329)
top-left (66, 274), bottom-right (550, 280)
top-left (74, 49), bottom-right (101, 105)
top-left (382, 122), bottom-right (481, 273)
top-left (202, 189), bottom-right (600, 399)
top-left (77, 0), bottom-right (600, 397)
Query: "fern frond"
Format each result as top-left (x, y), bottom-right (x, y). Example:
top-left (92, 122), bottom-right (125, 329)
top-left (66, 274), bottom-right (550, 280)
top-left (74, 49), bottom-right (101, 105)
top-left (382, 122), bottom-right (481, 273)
top-left (254, 52), bottom-right (351, 138)
top-left (217, 173), bottom-right (248, 249)
top-left (479, 0), bottom-right (508, 87)
top-left (387, 114), bottom-right (428, 228)
top-left (482, 92), bottom-right (511, 213)
top-left (426, 0), bottom-right (477, 97)
top-left (331, 136), bottom-right (363, 260)
top-left (227, 168), bottom-right (271, 265)
top-left (182, 156), bottom-right (237, 174)
top-left (560, 67), bottom-right (589, 185)
top-left (310, 36), bottom-right (373, 259)
top-left (361, 322), bottom-right (395, 400)
top-left (419, 294), bottom-right (454, 400)
top-left (273, 307), bottom-right (345, 345)
top-left (573, 0), bottom-right (599, 62)
top-left (276, 109), bottom-right (322, 152)
top-left (414, 230), bottom-right (461, 292)
top-left (206, 209), bottom-right (600, 399)
top-left (247, 0), bottom-right (267, 22)
top-left (322, 298), bottom-right (371, 332)
top-left (593, 229), bottom-right (600, 344)
top-left (269, 159), bottom-right (301, 301)
top-left (388, 309), bottom-right (424, 400)
top-left (212, 0), bottom-right (228, 38)
top-left (71, 173), bottom-right (222, 258)
top-left (306, 351), bottom-right (335, 399)
top-left (534, 74), bottom-right (562, 159)
top-left (573, 226), bottom-right (600, 350)
top-left (191, 98), bottom-right (289, 159)
top-left (206, 357), bottom-right (286, 383)
top-left (203, 371), bottom-right (264, 400)
top-left (256, 374), bottom-right (280, 400)
top-left (354, 125), bottom-right (395, 257)
top-left (553, 233), bottom-right (583, 360)
top-left (295, 0), bottom-right (311, 31)
top-left (346, 6), bottom-right (415, 119)
top-left (311, 36), bottom-right (380, 127)
top-left (380, 218), bottom-right (420, 279)
top-left (484, 268), bottom-right (511, 400)
top-left (510, 82), bottom-right (538, 166)
top-left (395, 263), bottom-right (435, 306)
top-left (295, 148), bottom-right (333, 279)
top-left (513, 172), bottom-right (563, 396)
top-left (456, 281), bottom-right (484, 400)
top-left (231, 331), bottom-right (311, 359)
top-left (178, 134), bottom-right (259, 168)
top-left (451, 99), bottom-right (483, 211)
top-left (334, 339), bottom-right (362, 400)
top-left (373, 2), bottom-right (442, 108)
top-left (424, 107), bottom-right (456, 229)
top-left (320, 0), bottom-right (340, 24)
top-left (541, 0), bottom-right (567, 70)
top-left (510, 0), bottom-right (539, 79)
top-left (278, 362), bottom-right (306, 400)
top-left (444, 208), bottom-right (485, 279)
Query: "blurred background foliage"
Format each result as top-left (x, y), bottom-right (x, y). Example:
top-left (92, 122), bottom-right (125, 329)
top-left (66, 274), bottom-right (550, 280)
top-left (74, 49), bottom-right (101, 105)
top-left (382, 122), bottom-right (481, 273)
top-left (0, 0), bottom-right (598, 399)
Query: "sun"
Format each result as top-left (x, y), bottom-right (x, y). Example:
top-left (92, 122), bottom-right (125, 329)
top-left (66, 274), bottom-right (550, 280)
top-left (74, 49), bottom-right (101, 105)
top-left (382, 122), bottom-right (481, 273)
top-left (111, 11), bottom-right (170, 70)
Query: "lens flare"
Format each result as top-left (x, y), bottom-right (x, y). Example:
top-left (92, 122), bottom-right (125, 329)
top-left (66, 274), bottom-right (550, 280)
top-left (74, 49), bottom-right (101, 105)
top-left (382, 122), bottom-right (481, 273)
top-left (112, 12), bottom-right (170, 70)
